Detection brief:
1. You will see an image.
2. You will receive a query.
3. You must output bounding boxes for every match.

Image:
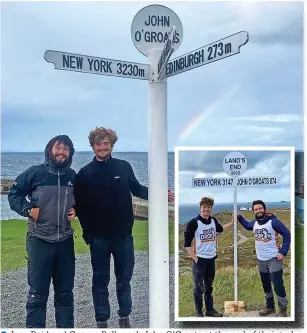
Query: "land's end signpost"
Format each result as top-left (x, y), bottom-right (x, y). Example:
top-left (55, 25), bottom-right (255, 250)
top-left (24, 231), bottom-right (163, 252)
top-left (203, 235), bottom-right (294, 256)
top-left (192, 151), bottom-right (279, 311)
top-left (44, 4), bottom-right (249, 327)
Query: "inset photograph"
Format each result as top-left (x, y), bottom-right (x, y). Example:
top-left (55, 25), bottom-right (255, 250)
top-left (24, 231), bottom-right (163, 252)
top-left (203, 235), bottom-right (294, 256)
top-left (174, 147), bottom-right (295, 321)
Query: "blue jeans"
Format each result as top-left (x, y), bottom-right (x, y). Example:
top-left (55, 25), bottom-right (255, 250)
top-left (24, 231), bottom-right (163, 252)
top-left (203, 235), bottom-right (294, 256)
top-left (26, 234), bottom-right (75, 328)
top-left (90, 235), bottom-right (135, 322)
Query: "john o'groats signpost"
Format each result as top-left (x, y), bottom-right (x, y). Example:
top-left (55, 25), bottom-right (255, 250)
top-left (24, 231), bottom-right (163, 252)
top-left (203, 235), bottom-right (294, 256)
top-left (44, 4), bottom-right (249, 327)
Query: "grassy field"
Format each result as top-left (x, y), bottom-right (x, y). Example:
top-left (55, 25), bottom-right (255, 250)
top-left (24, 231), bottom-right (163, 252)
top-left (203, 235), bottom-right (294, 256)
top-left (178, 209), bottom-right (302, 317)
top-left (179, 266), bottom-right (291, 317)
top-left (1, 219), bottom-right (174, 272)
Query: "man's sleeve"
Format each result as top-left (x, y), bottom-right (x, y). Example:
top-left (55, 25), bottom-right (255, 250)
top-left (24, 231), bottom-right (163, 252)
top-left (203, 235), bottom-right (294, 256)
top-left (237, 215), bottom-right (255, 230)
top-left (74, 170), bottom-right (92, 244)
top-left (8, 167), bottom-right (35, 217)
top-left (213, 217), bottom-right (224, 232)
top-left (74, 171), bottom-right (83, 217)
top-left (127, 162), bottom-right (148, 200)
top-left (184, 219), bottom-right (198, 247)
top-left (272, 218), bottom-right (291, 256)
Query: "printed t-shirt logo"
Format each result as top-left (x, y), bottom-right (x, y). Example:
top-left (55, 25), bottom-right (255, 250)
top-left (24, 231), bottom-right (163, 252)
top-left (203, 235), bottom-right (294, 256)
top-left (254, 228), bottom-right (272, 242)
top-left (200, 227), bottom-right (216, 243)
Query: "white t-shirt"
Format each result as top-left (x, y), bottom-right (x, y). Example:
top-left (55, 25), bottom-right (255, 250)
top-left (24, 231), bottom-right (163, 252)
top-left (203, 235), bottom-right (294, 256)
top-left (253, 219), bottom-right (280, 261)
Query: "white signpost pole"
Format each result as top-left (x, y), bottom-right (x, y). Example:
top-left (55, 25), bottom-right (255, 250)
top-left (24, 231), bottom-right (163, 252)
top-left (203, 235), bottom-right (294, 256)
top-left (222, 151), bottom-right (247, 309)
top-left (147, 25), bottom-right (177, 326)
top-left (131, 6), bottom-right (183, 328)
top-left (148, 48), bottom-right (169, 326)
top-left (233, 183), bottom-right (238, 304)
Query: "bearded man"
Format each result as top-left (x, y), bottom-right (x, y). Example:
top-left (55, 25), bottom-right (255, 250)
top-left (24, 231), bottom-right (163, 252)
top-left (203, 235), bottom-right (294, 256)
top-left (238, 200), bottom-right (291, 317)
top-left (8, 135), bottom-right (77, 328)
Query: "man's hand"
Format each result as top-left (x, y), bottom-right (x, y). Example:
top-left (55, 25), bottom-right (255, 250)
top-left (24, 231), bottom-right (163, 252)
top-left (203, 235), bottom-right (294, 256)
top-left (29, 208), bottom-right (39, 221)
top-left (193, 256), bottom-right (198, 264)
top-left (224, 220), bottom-right (234, 230)
top-left (168, 189), bottom-right (174, 202)
top-left (277, 253), bottom-right (285, 261)
top-left (68, 208), bottom-right (76, 221)
top-left (185, 246), bottom-right (198, 264)
top-left (232, 213), bottom-right (241, 222)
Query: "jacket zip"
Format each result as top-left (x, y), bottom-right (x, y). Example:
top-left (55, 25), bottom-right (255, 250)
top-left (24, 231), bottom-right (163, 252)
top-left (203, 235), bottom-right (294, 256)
top-left (57, 171), bottom-right (60, 242)
top-left (63, 188), bottom-right (68, 219)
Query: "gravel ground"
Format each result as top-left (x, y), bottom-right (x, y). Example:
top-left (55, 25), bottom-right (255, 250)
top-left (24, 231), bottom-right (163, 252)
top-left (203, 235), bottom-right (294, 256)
top-left (1, 252), bottom-right (304, 328)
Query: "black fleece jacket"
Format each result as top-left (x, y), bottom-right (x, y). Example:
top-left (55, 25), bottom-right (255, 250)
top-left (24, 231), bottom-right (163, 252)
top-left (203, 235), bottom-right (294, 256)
top-left (75, 156), bottom-right (148, 242)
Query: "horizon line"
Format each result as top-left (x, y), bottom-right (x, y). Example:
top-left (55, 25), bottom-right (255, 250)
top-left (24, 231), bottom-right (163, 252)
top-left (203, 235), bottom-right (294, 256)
top-left (1, 150), bottom-right (176, 153)
top-left (180, 201), bottom-right (291, 205)
top-left (1, 150), bottom-right (305, 153)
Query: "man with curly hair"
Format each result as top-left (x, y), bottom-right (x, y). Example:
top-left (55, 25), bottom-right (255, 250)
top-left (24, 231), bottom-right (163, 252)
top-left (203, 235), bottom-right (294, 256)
top-left (75, 127), bottom-right (174, 328)
top-left (184, 196), bottom-right (233, 318)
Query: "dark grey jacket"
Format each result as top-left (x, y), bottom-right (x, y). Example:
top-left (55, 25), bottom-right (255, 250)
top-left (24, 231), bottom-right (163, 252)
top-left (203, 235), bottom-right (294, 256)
top-left (8, 162), bottom-right (76, 243)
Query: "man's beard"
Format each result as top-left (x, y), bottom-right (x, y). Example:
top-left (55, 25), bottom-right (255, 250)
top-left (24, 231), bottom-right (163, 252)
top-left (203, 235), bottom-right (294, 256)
top-left (50, 153), bottom-right (70, 168)
top-left (255, 212), bottom-right (266, 220)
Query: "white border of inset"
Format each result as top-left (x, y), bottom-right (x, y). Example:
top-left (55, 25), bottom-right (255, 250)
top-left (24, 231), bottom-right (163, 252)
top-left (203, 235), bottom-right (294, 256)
top-left (174, 146), bottom-right (295, 322)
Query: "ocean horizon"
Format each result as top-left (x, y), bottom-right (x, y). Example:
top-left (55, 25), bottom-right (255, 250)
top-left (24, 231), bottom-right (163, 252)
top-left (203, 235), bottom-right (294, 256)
top-left (0, 151), bottom-right (302, 221)
top-left (178, 201), bottom-right (291, 224)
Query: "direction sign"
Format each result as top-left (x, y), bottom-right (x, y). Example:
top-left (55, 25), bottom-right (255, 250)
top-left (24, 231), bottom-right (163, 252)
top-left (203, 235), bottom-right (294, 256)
top-left (192, 176), bottom-right (279, 188)
top-left (223, 151), bottom-right (247, 177)
top-left (44, 50), bottom-right (150, 80)
top-left (165, 31), bottom-right (249, 78)
top-left (131, 4), bottom-right (183, 57)
top-left (157, 26), bottom-right (176, 79)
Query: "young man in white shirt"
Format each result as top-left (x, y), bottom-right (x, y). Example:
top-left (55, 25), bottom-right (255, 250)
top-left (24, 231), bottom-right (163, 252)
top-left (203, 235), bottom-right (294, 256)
top-left (184, 197), bottom-right (233, 317)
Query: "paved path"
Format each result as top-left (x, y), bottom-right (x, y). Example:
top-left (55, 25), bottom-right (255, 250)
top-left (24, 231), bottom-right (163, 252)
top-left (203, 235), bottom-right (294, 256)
top-left (237, 232), bottom-right (248, 245)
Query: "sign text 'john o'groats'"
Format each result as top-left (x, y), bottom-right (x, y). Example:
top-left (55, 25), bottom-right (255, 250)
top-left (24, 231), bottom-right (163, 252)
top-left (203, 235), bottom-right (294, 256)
top-left (131, 4), bottom-right (183, 57)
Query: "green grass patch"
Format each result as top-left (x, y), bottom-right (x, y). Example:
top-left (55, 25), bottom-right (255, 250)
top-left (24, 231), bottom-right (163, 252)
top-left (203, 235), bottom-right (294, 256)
top-left (295, 226), bottom-right (304, 270)
top-left (179, 266), bottom-right (291, 317)
top-left (1, 219), bottom-right (174, 272)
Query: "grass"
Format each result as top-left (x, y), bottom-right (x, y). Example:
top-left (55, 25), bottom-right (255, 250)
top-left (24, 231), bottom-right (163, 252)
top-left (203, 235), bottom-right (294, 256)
top-left (179, 266), bottom-right (291, 317)
top-left (178, 208), bottom-right (301, 316)
top-left (295, 226), bottom-right (304, 270)
top-left (1, 219), bottom-right (174, 272)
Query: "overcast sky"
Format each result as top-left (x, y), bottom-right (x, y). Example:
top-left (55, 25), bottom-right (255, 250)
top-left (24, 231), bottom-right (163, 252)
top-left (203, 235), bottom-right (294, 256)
top-left (1, 1), bottom-right (304, 152)
top-left (178, 149), bottom-right (292, 203)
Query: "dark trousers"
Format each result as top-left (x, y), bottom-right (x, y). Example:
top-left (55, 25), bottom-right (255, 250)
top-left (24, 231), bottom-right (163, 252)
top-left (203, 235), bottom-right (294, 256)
top-left (90, 235), bottom-right (135, 322)
top-left (26, 234), bottom-right (75, 328)
top-left (192, 257), bottom-right (216, 313)
top-left (258, 258), bottom-right (288, 308)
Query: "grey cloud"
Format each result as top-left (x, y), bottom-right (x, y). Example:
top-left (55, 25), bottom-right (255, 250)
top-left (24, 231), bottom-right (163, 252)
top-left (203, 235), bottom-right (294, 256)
top-left (251, 19), bottom-right (303, 46)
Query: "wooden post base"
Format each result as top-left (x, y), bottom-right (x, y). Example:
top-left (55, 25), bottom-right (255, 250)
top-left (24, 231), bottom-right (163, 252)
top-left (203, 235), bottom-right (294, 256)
top-left (224, 301), bottom-right (245, 313)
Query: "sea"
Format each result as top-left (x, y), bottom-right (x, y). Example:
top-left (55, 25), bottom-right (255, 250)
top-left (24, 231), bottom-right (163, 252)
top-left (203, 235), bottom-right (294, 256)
top-left (1, 151), bottom-right (173, 220)
top-left (179, 202), bottom-right (291, 225)
top-left (0, 151), bottom-right (303, 221)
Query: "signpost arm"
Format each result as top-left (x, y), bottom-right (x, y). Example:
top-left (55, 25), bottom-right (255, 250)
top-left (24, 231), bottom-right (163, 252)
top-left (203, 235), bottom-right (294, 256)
top-left (148, 49), bottom-right (169, 328)
top-left (233, 184), bottom-right (238, 308)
